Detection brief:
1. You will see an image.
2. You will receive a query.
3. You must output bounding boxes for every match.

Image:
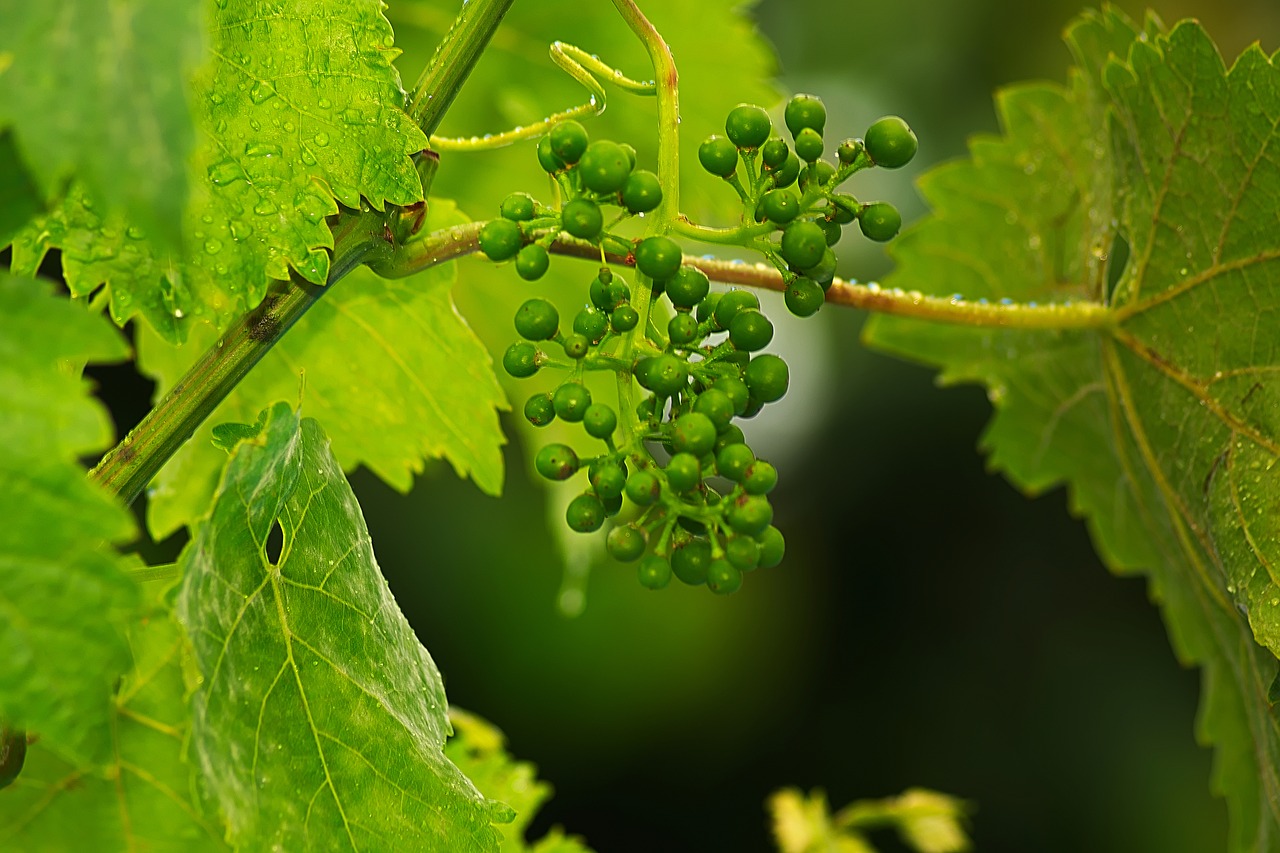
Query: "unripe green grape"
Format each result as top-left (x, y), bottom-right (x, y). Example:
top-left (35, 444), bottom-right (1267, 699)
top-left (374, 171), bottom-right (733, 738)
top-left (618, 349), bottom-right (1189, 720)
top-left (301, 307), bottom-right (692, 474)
top-left (561, 198), bottom-right (603, 240)
top-left (698, 135), bottom-right (739, 177)
top-left (706, 559), bottom-right (743, 595)
top-left (828, 195), bottom-right (859, 224)
top-left (605, 280), bottom-right (631, 309)
top-left (714, 424), bottom-right (746, 453)
top-left (603, 493), bottom-right (624, 517)
top-left (785, 277), bottom-right (825, 317)
top-left (582, 403), bottom-right (617, 439)
top-left (611, 305), bottom-right (639, 332)
top-left (637, 353), bottom-right (687, 396)
top-left (665, 452), bottom-right (702, 493)
top-left (671, 412), bottom-right (718, 457)
top-left (502, 342), bottom-right (539, 378)
top-left (755, 525), bottom-right (785, 568)
top-left (562, 333), bottom-right (590, 360)
top-left (500, 192), bottom-right (536, 221)
top-left (716, 442), bottom-right (755, 482)
top-left (589, 460), bottom-right (627, 501)
top-left (742, 459), bottom-right (778, 494)
top-left (837, 138), bottom-right (864, 165)
top-left (535, 443), bottom-right (579, 480)
top-left (606, 525), bottom-right (647, 562)
top-left (727, 494), bottom-right (773, 536)
top-left (523, 392), bottom-right (555, 427)
top-left (620, 142), bottom-right (638, 170)
top-left (725, 104), bottom-right (771, 149)
top-left (725, 535), bottom-right (760, 571)
top-left (573, 308), bottom-right (609, 343)
top-left (728, 309), bottom-right (774, 351)
top-left (817, 219), bottom-right (841, 247)
top-left (621, 169), bottom-right (663, 213)
top-left (553, 383), bottom-right (592, 422)
top-left (625, 470), bottom-right (661, 506)
top-left (635, 236), bottom-right (682, 281)
top-left (798, 160), bottom-right (836, 193)
top-left (514, 298), bottom-right (559, 340)
top-left (515, 243), bottom-right (550, 280)
top-left (671, 539), bottom-right (712, 585)
top-left (712, 289), bottom-right (760, 330)
top-left (479, 218), bottom-right (522, 261)
top-left (566, 493), bottom-right (605, 533)
top-left (740, 398), bottom-right (765, 419)
top-left (784, 93), bottom-right (827, 137)
top-left (780, 221), bottom-right (826, 270)
top-left (793, 127), bottom-right (824, 162)
top-left (693, 388), bottom-right (735, 432)
top-left (712, 377), bottom-right (750, 415)
top-left (760, 189), bottom-right (800, 225)
top-left (589, 271), bottom-right (611, 310)
top-left (668, 313), bottom-right (699, 346)
top-left (638, 555), bottom-right (673, 589)
top-left (805, 249), bottom-right (838, 286)
top-left (666, 266), bottom-right (710, 308)
top-left (537, 136), bottom-right (565, 173)
top-left (696, 292), bottom-right (723, 324)
top-left (859, 202), bottom-right (901, 242)
top-left (744, 354), bottom-right (789, 403)
top-left (772, 152), bottom-right (801, 188)
top-left (864, 116), bottom-right (917, 168)
top-left (548, 119), bottom-right (589, 164)
top-left (761, 137), bottom-right (790, 168)
top-left (578, 140), bottom-right (632, 193)
top-left (635, 394), bottom-right (657, 421)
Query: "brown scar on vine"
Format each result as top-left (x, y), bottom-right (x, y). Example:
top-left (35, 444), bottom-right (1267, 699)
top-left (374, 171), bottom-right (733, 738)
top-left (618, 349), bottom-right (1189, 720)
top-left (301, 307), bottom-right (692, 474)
top-left (248, 295), bottom-right (282, 343)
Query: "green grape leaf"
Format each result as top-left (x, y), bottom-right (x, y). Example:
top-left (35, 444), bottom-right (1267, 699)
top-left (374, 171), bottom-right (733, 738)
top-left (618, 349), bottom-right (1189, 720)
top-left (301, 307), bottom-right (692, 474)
top-left (13, 0), bottom-right (428, 342)
top-left (0, 583), bottom-right (228, 851)
top-left (0, 0), bottom-right (205, 245)
top-left (863, 10), bottom-right (1280, 849)
top-left (176, 402), bottom-right (502, 851)
top-left (138, 200), bottom-right (506, 540)
top-left (0, 133), bottom-right (42, 247)
top-left (445, 708), bottom-right (594, 853)
top-left (0, 274), bottom-right (138, 765)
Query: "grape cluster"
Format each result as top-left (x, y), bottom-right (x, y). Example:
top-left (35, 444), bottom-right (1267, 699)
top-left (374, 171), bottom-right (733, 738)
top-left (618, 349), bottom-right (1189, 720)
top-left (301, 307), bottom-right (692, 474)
top-left (479, 97), bottom-right (915, 595)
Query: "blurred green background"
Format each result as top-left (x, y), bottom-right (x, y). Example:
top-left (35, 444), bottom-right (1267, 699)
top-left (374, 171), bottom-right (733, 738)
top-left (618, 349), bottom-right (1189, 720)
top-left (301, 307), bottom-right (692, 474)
top-left (111, 0), bottom-right (1280, 850)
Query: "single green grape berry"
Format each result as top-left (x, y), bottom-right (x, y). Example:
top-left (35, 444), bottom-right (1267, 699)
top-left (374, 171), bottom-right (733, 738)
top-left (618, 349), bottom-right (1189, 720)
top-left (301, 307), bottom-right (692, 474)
top-left (672, 412), bottom-right (718, 457)
top-left (603, 493), bottom-right (624, 517)
top-left (859, 202), bottom-right (901, 242)
top-left (837, 138), bottom-right (864, 165)
top-left (668, 313), bottom-right (699, 346)
top-left (772, 151), bottom-right (802, 188)
top-left (578, 140), bottom-right (632, 193)
top-left (638, 555), bottom-right (672, 590)
top-left (693, 388), bottom-right (735, 432)
top-left (589, 460), bottom-right (627, 501)
top-left (698, 135), bottom-right (739, 177)
top-left (864, 116), bottom-right (917, 169)
top-left (553, 383), bottom-right (592, 422)
top-left (562, 333), bottom-right (590, 360)
top-left (817, 220), bottom-right (841, 248)
top-left (611, 304), bottom-right (639, 332)
top-left (716, 442), bottom-right (755, 482)
top-left (794, 127), bottom-right (824, 162)
top-left (514, 298), bottom-right (559, 340)
top-left (502, 342), bottom-right (539, 378)
top-left (785, 277), bottom-right (825, 317)
top-left (725, 104), bottom-right (772, 149)
top-left (666, 266), bottom-right (710, 308)
top-left (805, 249), bottom-right (838, 288)
top-left (548, 119), bottom-right (589, 164)
top-left (635, 236), bottom-right (683, 281)
top-left (755, 525), bottom-right (785, 568)
top-left (534, 443), bottom-right (579, 480)
top-left (761, 138), bottom-right (790, 168)
top-left (561, 198), bottom-right (603, 240)
top-left (665, 452), bottom-right (702, 493)
top-left (712, 289), bottom-right (760, 330)
top-left (620, 142), bottom-right (638, 169)
top-left (500, 192), bottom-right (536, 221)
top-left (607, 525), bottom-right (647, 562)
top-left (829, 195), bottom-right (859, 224)
top-left (479, 219), bottom-right (522, 261)
top-left (605, 280), bottom-right (631, 309)
top-left (537, 135), bottom-right (565, 173)
top-left (727, 494), bottom-right (773, 536)
top-left (523, 392), bottom-right (555, 427)
top-left (621, 169), bottom-right (663, 213)
top-left (706, 559), bottom-right (743, 595)
top-left (625, 470), bottom-right (661, 506)
top-left (780, 221), bottom-right (827, 270)
top-left (635, 394), bottom-right (657, 421)
top-left (760, 189), bottom-right (800, 224)
top-left (573, 308), bottom-right (609, 343)
top-left (742, 459), bottom-right (778, 495)
top-left (712, 377), bottom-right (750, 415)
top-left (744, 354), bottom-right (789, 403)
top-left (566, 493), bottom-right (605, 533)
top-left (515, 244), bottom-right (550, 280)
top-left (671, 539), bottom-right (712, 585)
top-left (582, 403), bottom-right (618, 439)
top-left (729, 309), bottom-right (775, 352)
top-left (725, 535), bottom-right (760, 572)
top-left (740, 398), bottom-right (765, 419)
top-left (715, 424), bottom-right (746, 453)
top-left (696, 292), bottom-right (723, 324)
top-left (784, 93), bottom-right (827, 137)
top-left (798, 160), bottom-right (836, 193)
top-left (589, 271), bottom-right (611, 310)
